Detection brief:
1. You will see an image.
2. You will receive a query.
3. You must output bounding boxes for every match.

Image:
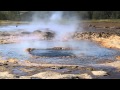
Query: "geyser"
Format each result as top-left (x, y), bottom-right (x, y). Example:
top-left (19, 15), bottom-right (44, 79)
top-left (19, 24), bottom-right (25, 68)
top-left (31, 11), bottom-right (79, 39)
top-left (50, 11), bottom-right (63, 21)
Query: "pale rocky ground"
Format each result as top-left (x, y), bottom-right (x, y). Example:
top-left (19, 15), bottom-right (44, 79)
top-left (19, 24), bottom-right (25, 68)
top-left (92, 35), bottom-right (120, 49)
top-left (0, 58), bottom-right (118, 79)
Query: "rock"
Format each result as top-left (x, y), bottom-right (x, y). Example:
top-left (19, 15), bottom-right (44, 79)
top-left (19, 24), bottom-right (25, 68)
top-left (21, 32), bottom-right (31, 34)
top-left (58, 67), bottom-right (64, 69)
top-left (31, 71), bottom-right (92, 79)
top-left (15, 75), bottom-right (20, 78)
top-left (0, 33), bottom-right (10, 36)
top-left (47, 47), bottom-right (74, 50)
top-left (32, 71), bottom-right (61, 79)
top-left (32, 30), bottom-right (42, 34)
top-left (115, 27), bottom-right (120, 29)
top-left (31, 77), bottom-right (41, 79)
top-left (60, 73), bottom-right (92, 79)
top-left (66, 56), bottom-right (70, 58)
top-left (24, 60), bottom-right (31, 63)
top-left (104, 26), bottom-right (109, 29)
top-left (88, 24), bottom-right (92, 27)
top-left (86, 67), bottom-right (95, 71)
top-left (78, 73), bottom-right (92, 79)
top-left (19, 76), bottom-right (31, 79)
top-left (0, 60), bottom-right (7, 64)
top-left (0, 66), bottom-right (7, 71)
top-left (18, 76), bottom-right (41, 79)
top-left (20, 68), bottom-right (34, 72)
top-left (0, 71), bottom-right (15, 79)
top-left (25, 48), bottom-right (35, 52)
top-left (51, 66), bottom-right (64, 69)
top-left (71, 66), bottom-right (79, 69)
top-left (3, 63), bottom-right (8, 65)
top-left (116, 56), bottom-right (120, 60)
top-left (51, 67), bottom-right (57, 69)
top-left (42, 30), bottom-right (55, 40)
top-left (91, 71), bottom-right (108, 76)
top-left (7, 59), bottom-right (18, 64)
top-left (52, 47), bottom-right (63, 50)
top-left (110, 27), bottom-right (115, 29)
top-left (62, 47), bottom-right (72, 50)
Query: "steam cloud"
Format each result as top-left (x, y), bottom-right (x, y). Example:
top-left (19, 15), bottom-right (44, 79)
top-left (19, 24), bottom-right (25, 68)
top-left (31, 11), bottom-right (81, 41)
top-left (0, 11), bottom-right (106, 60)
top-left (23, 11), bottom-right (82, 49)
top-left (50, 11), bottom-right (63, 22)
top-left (0, 11), bottom-right (83, 51)
top-left (26, 11), bottom-right (83, 50)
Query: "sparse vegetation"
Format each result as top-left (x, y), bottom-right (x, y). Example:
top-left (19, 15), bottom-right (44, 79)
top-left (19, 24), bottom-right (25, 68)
top-left (1, 11), bottom-right (120, 21)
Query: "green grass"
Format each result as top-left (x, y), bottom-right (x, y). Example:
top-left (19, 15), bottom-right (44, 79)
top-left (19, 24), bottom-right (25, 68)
top-left (81, 19), bottom-right (120, 23)
top-left (0, 20), bottom-right (30, 25)
top-left (56, 19), bottom-right (120, 23)
top-left (1, 19), bottom-right (120, 25)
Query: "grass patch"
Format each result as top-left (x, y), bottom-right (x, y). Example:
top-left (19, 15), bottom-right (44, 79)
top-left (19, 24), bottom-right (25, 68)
top-left (1, 19), bottom-right (120, 25)
top-left (0, 20), bottom-right (30, 25)
top-left (81, 19), bottom-right (120, 23)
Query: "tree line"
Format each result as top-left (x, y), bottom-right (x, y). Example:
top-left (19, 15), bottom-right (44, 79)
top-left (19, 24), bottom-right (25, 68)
top-left (78, 11), bottom-right (120, 19)
top-left (0, 11), bottom-right (120, 21)
top-left (0, 11), bottom-right (20, 20)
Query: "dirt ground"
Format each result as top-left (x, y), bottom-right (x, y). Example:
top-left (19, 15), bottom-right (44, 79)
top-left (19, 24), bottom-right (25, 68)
top-left (75, 21), bottom-right (120, 50)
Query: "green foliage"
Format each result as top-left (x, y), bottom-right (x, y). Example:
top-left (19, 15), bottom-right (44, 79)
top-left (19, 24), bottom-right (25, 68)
top-left (0, 11), bottom-right (20, 20)
top-left (0, 11), bottom-right (120, 21)
top-left (86, 11), bottom-right (120, 20)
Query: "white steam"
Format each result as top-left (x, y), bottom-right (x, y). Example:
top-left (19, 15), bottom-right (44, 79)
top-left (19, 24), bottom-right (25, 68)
top-left (0, 11), bottom-right (82, 50)
top-left (30, 11), bottom-right (80, 41)
top-left (50, 11), bottom-right (63, 22)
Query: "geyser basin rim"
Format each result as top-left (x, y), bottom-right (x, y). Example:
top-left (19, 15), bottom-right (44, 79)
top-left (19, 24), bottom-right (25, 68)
top-left (28, 49), bottom-right (76, 57)
top-left (26, 47), bottom-right (80, 51)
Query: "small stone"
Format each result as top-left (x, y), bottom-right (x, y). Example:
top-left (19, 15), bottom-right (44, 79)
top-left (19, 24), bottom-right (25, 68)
top-left (51, 66), bottom-right (64, 70)
top-left (15, 75), bottom-right (20, 78)
top-left (25, 60), bottom-right (31, 63)
top-left (116, 56), bottom-right (120, 60)
top-left (19, 76), bottom-right (31, 79)
top-left (51, 67), bottom-right (56, 69)
top-left (7, 59), bottom-right (18, 64)
top-left (31, 77), bottom-right (41, 79)
top-left (0, 60), bottom-right (7, 64)
top-left (91, 71), bottom-right (108, 76)
top-left (0, 71), bottom-right (14, 79)
top-left (0, 66), bottom-right (7, 71)
top-left (3, 63), bottom-right (8, 65)
top-left (71, 66), bottom-right (79, 69)
top-left (86, 67), bottom-right (95, 71)
top-left (58, 67), bottom-right (64, 69)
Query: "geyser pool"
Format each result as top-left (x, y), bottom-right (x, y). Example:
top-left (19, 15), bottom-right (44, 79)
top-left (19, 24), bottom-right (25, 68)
top-left (0, 40), bottom-right (120, 65)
